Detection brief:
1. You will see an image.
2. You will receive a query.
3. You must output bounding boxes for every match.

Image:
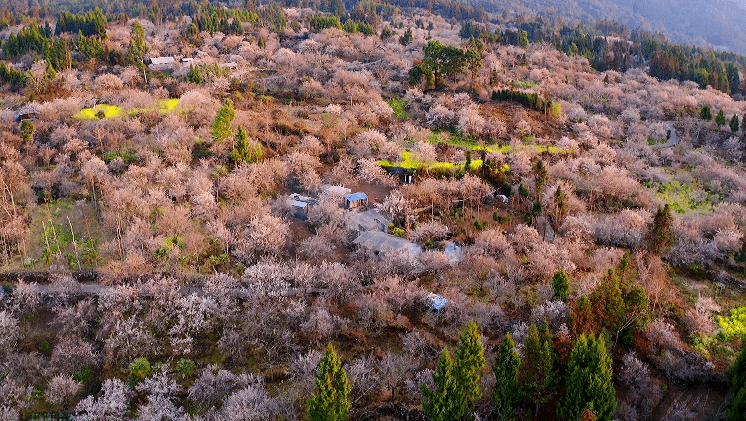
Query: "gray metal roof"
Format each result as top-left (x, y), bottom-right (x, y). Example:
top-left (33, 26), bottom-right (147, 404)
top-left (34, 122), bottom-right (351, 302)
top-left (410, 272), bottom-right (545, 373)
top-left (150, 57), bottom-right (175, 65)
top-left (348, 209), bottom-right (392, 232)
top-left (353, 231), bottom-right (422, 257)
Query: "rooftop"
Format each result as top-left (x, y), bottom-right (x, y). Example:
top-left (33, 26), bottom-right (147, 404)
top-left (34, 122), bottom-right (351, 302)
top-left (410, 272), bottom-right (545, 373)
top-left (348, 209), bottom-right (392, 232)
top-left (345, 192), bottom-right (368, 202)
top-left (149, 56), bottom-right (175, 65)
top-left (353, 231), bottom-right (422, 257)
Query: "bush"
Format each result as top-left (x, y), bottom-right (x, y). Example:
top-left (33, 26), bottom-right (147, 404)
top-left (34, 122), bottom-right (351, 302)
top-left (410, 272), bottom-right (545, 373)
top-left (129, 357), bottom-right (152, 380)
top-left (177, 358), bottom-right (196, 379)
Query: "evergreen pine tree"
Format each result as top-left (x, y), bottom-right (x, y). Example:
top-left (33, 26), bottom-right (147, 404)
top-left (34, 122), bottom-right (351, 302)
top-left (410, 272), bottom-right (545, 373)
top-left (492, 334), bottom-right (522, 421)
top-left (646, 204), bottom-right (674, 255)
top-left (716, 109), bottom-right (727, 129)
top-left (230, 127), bottom-right (263, 164)
top-left (454, 321), bottom-right (486, 411)
top-left (552, 269), bottom-right (570, 301)
top-left (212, 100), bottom-right (236, 144)
top-left (421, 349), bottom-right (466, 421)
top-left (532, 159), bottom-right (547, 203)
top-left (731, 114), bottom-right (740, 133)
top-left (558, 334), bottom-right (616, 421)
top-left (521, 324), bottom-right (557, 421)
top-left (700, 105), bottom-right (712, 120)
top-left (127, 21), bottom-right (149, 69)
top-left (307, 344), bottom-right (351, 421)
top-left (589, 269), bottom-right (626, 333)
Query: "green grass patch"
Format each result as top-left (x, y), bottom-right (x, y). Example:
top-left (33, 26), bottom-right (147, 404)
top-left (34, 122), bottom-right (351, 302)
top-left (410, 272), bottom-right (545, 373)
top-left (718, 306), bottom-right (746, 339)
top-left (655, 180), bottom-right (714, 214)
top-left (102, 150), bottom-right (138, 164)
top-left (378, 150), bottom-right (483, 171)
top-left (74, 104), bottom-right (122, 120)
top-left (425, 131), bottom-right (572, 155)
top-left (387, 98), bottom-right (410, 120)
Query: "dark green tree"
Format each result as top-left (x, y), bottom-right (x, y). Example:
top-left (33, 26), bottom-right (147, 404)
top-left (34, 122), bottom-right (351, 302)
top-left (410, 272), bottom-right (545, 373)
top-left (421, 349), bottom-right (466, 421)
top-left (521, 324), bottom-right (557, 421)
top-left (716, 109), bottom-right (727, 129)
top-left (646, 204), bottom-right (674, 255)
top-left (558, 334), bottom-right (616, 421)
top-left (519, 29), bottom-right (529, 48)
top-left (532, 159), bottom-right (547, 203)
top-left (552, 269), bottom-right (570, 301)
top-left (589, 269), bottom-right (625, 333)
top-left (127, 21), bottom-right (149, 69)
top-left (731, 114), bottom-right (740, 133)
top-left (212, 100), bottom-right (236, 144)
top-left (186, 64), bottom-right (204, 84)
top-left (454, 321), bottom-right (486, 412)
top-left (230, 127), bottom-right (263, 164)
top-left (492, 334), bottom-right (522, 421)
top-left (549, 185), bottom-right (567, 233)
top-left (307, 344), bottom-right (351, 421)
top-left (700, 105), bottom-right (712, 120)
top-left (399, 28), bottom-right (412, 45)
top-left (380, 25), bottom-right (394, 40)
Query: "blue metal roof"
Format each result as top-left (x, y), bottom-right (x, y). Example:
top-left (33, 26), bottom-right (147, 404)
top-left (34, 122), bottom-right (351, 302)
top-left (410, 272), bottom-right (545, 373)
top-left (345, 192), bottom-right (368, 202)
top-left (427, 293), bottom-right (448, 311)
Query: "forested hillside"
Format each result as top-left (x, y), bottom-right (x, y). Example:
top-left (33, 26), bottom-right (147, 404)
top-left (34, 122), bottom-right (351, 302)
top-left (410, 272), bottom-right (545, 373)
top-left (1, 1), bottom-right (746, 421)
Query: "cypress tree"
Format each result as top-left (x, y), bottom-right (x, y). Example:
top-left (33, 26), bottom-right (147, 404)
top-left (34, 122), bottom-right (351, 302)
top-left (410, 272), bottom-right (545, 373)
top-left (454, 321), bottom-right (486, 410)
top-left (716, 109), bottom-right (727, 129)
top-left (558, 334), bottom-right (616, 421)
top-left (521, 324), bottom-right (557, 421)
top-left (646, 204), bottom-right (674, 255)
top-left (731, 114), bottom-right (740, 133)
top-left (127, 21), bottom-right (149, 68)
top-left (212, 100), bottom-right (235, 144)
top-left (700, 105), bottom-right (712, 120)
top-left (492, 334), bottom-right (522, 421)
top-left (307, 344), bottom-right (351, 421)
top-left (421, 348), bottom-right (466, 421)
top-left (552, 269), bottom-right (570, 301)
top-left (589, 269), bottom-right (626, 333)
top-left (230, 126), bottom-right (263, 164)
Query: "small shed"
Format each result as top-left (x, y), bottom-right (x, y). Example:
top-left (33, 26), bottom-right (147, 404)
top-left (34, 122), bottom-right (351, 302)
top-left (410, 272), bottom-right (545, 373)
top-left (427, 293), bottom-right (448, 311)
top-left (443, 241), bottom-right (463, 262)
top-left (287, 193), bottom-right (316, 220)
top-left (289, 200), bottom-right (308, 219)
top-left (220, 62), bottom-right (238, 69)
top-left (344, 192), bottom-right (368, 208)
top-left (16, 107), bottom-right (36, 122)
top-left (180, 57), bottom-right (194, 63)
top-left (148, 56), bottom-right (175, 70)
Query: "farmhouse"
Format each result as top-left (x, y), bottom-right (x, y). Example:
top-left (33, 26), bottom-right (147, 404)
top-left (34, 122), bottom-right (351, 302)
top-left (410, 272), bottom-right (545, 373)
top-left (344, 192), bottom-right (368, 208)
